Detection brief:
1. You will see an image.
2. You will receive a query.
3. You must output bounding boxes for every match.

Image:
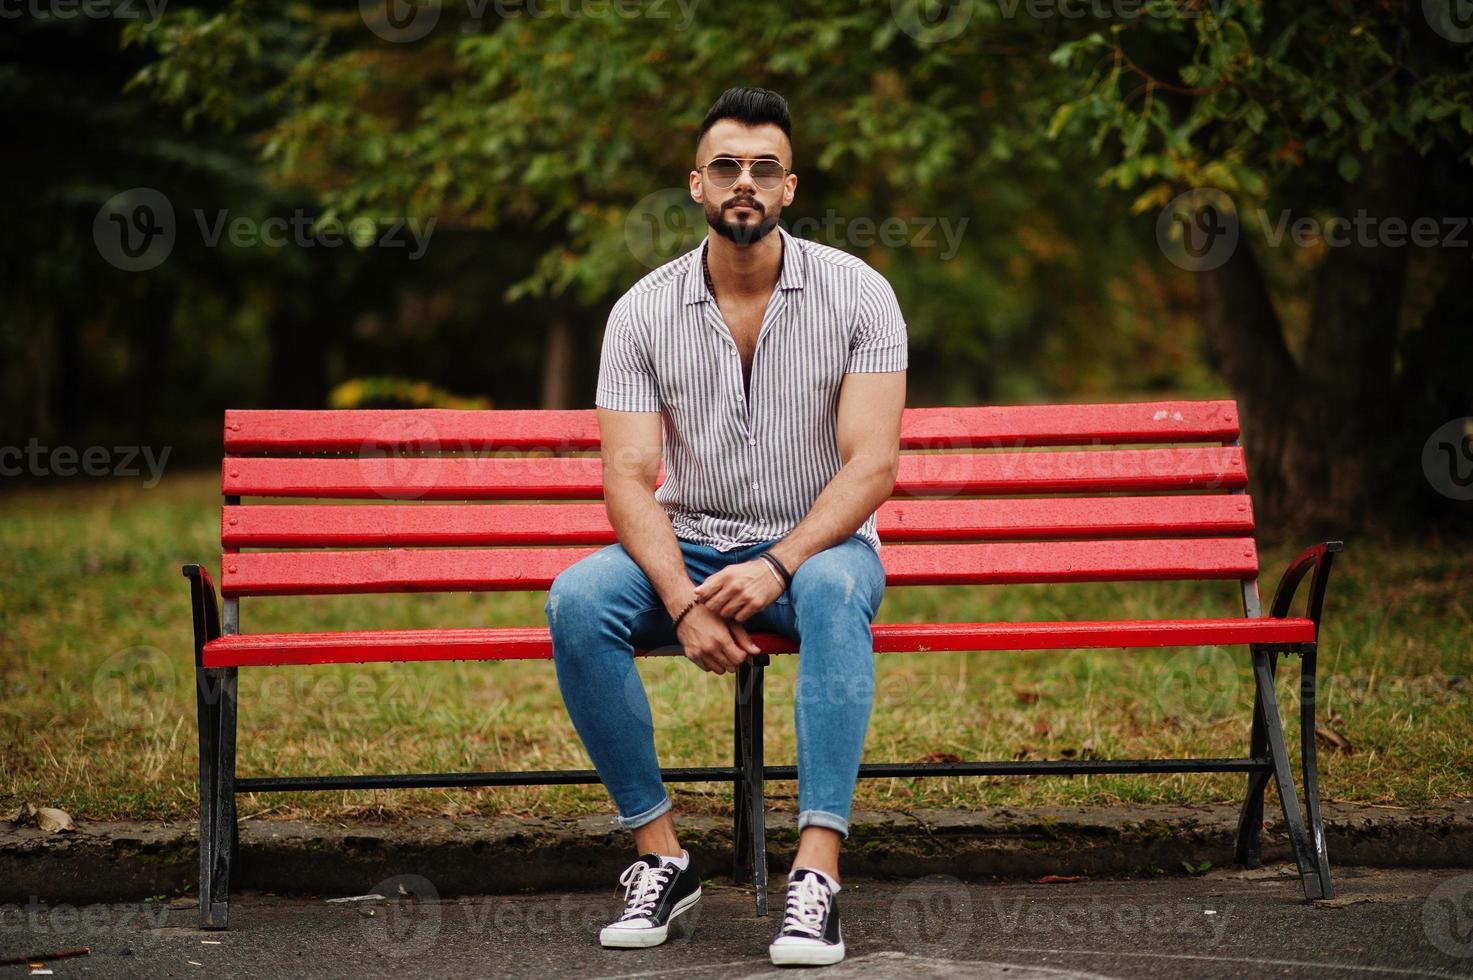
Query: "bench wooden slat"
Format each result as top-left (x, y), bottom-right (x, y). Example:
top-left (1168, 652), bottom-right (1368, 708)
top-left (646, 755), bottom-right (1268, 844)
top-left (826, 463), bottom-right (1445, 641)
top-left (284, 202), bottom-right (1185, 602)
top-left (219, 538), bottom-right (1259, 597)
top-left (220, 446), bottom-right (1246, 499)
top-left (223, 400), bottom-right (1238, 453)
top-left (200, 616), bottom-right (1314, 667)
top-left (222, 495), bottom-right (1255, 548)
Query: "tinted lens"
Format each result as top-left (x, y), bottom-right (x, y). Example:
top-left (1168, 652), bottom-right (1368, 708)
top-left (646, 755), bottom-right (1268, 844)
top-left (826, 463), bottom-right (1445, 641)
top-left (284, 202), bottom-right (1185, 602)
top-left (706, 159), bottom-right (743, 185)
top-left (749, 161), bottom-right (785, 187)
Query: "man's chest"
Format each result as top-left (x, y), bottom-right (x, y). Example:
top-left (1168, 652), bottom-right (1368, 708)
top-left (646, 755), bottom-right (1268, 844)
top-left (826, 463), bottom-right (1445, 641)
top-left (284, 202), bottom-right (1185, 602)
top-left (647, 304), bottom-right (849, 425)
top-left (716, 296), bottom-right (767, 384)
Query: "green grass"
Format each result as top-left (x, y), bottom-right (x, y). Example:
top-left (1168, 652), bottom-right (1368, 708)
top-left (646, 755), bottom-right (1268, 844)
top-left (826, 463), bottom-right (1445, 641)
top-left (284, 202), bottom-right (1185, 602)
top-left (1, 471), bottom-right (1469, 824)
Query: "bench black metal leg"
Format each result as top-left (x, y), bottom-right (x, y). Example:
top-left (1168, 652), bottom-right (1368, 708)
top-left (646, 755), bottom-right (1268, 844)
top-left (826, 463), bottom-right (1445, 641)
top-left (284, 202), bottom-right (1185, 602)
top-left (183, 565), bottom-right (238, 928)
top-left (1234, 647), bottom-right (1274, 868)
top-left (1249, 647), bottom-right (1330, 901)
top-left (733, 678), bottom-right (751, 884)
top-left (196, 664), bottom-right (238, 929)
top-left (733, 656), bottom-right (770, 916)
top-left (1298, 648), bottom-right (1334, 899)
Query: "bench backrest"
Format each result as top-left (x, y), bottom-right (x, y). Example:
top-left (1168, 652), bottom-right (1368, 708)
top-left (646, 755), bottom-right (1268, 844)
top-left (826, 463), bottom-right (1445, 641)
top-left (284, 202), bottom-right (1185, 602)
top-left (217, 400), bottom-right (1258, 618)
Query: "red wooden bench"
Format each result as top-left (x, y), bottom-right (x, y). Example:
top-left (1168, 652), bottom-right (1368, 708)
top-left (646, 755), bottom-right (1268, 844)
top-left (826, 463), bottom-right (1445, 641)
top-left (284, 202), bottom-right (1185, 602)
top-left (183, 398), bottom-right (1341, 928)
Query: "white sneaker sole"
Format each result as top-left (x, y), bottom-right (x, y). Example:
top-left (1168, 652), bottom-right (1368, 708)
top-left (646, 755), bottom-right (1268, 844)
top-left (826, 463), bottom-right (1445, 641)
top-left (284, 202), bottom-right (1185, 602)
top-left (599, 887), bottom-right (701, 948)
top-left (769, 938), bottom-right (846, 966)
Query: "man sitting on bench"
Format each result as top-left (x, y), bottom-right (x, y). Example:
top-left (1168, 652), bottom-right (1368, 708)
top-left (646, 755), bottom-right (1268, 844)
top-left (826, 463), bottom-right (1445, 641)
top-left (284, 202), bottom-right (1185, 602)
top-left (545, 86), bottom-right (908, 967)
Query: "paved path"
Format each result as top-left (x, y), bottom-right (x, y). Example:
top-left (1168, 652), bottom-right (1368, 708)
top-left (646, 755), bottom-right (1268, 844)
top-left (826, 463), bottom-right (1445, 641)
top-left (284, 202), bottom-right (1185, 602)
top-left (4, 866), bottom-right (1472, 978)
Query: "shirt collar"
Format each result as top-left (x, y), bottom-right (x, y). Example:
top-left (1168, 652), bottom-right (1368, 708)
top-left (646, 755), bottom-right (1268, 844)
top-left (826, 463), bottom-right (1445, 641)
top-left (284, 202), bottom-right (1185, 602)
top-left (685, 224), bottom-right (805, 305)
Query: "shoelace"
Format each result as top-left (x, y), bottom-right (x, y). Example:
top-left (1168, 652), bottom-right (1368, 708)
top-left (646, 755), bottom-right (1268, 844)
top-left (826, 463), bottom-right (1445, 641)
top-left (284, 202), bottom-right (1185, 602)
top-left (779, 875), bottom-right (831, 938)
top-left (615, 859), bottom-right (674, 921)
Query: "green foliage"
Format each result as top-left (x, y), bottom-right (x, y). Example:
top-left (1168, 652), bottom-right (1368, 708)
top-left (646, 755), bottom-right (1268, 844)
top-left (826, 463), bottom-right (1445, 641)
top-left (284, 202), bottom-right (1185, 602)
top-left (1047, 3), bottom-right (1473, 213)
top-left (116, 1), bottom-right (1230, 408)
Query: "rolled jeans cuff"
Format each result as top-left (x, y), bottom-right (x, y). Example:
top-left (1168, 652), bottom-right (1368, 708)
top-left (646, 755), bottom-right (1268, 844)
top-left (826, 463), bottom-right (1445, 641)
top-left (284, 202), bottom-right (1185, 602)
top-left (612, 794), bottom-right (673, 831)
top-left (797, 809), bottom-right (850, 839)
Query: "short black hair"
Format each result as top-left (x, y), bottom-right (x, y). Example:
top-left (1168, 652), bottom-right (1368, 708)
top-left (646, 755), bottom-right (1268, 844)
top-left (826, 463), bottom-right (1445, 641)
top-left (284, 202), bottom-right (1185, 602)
top-left (697, 87), bottom-right (792, 158)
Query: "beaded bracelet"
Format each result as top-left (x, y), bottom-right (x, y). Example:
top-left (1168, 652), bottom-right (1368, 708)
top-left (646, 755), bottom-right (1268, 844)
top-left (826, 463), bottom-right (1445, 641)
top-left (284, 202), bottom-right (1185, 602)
top-left (672, 597), bottom-right (699, 630)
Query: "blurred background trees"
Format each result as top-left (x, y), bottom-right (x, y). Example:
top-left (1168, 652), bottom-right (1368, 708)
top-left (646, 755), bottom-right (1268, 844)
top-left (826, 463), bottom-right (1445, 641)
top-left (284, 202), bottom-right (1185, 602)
top-left (3, 0), bottom-right (1470, 538)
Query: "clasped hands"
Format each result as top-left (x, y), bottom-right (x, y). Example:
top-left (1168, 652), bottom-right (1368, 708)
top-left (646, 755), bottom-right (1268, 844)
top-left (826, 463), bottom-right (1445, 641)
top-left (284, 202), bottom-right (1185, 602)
top-left (673, 559), bottom-right (786, 676)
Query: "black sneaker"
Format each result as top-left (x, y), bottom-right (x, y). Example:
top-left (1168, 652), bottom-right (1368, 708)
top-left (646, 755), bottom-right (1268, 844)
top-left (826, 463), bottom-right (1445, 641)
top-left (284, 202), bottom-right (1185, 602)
top-left (598, 850), bottom-right (701, 948)
top-left (768, 868), bottom-right (845, 966)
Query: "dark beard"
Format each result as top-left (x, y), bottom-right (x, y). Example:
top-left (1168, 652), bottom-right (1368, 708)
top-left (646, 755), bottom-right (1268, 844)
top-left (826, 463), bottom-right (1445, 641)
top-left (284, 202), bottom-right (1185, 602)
top-left (705, 196), bottom-right (780, 245)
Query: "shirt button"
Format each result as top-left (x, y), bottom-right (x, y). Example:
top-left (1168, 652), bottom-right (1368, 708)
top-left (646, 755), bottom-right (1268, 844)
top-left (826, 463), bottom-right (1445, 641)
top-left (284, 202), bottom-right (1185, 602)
top-left (748, 438), bottom-right (756, 445)
top-left (751, 482), bottom-right (760, 490)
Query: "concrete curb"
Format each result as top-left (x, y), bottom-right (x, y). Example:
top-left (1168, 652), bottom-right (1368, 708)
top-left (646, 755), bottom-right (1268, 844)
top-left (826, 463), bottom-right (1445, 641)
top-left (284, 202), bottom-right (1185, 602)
top-left (3, 801), bottom-right (1470, 904)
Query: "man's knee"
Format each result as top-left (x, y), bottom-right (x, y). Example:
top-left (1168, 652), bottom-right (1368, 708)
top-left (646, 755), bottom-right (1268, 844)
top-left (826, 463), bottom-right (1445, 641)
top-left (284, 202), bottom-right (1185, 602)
top-left (545, 546), bottom-right (641, 635)
top-left (790, 539), bottom-right (884, 614)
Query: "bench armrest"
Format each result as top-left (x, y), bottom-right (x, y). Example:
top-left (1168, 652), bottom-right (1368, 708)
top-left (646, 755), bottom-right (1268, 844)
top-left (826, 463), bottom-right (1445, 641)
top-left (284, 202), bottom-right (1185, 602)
top-left (182, 563), bottom-right (223, 658)
top-left (1267, 541), bottom-right (1344, 644)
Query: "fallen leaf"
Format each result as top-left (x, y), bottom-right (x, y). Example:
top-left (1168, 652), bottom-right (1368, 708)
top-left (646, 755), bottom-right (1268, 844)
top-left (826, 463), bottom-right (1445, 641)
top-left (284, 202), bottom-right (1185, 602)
top-left (6, 803), bottom-right (37, 825)
top-left (1014, 689), bottom-right (1041, 705)
top-left (1032, 717), bottom-right (1051, 738)
top-left (1035, 874), bottom-right (1084, 884)
top-left (36, 808), bottom-right (74, 833)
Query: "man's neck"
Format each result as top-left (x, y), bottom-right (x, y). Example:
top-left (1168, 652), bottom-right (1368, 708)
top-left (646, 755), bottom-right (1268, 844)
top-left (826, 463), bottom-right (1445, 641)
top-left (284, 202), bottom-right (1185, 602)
top-left (705, 231), bottom-right (782, 302)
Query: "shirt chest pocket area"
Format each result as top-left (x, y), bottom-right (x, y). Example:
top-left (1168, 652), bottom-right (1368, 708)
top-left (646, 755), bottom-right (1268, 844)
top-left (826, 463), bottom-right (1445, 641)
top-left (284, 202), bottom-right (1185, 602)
top-left (655, 336), bottom-right (736, 413)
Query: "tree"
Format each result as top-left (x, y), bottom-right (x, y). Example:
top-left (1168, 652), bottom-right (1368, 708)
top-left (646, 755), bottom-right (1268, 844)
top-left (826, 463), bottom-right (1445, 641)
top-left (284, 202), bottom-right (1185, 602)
top-left (1048, 2), bottom-right (1473, 533)
top-left (125, 0), bottom-right (1473, 533)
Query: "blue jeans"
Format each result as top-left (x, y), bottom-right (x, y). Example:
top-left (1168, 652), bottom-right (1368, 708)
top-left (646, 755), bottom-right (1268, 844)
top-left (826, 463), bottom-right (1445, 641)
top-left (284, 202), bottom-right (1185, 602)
top-left (544, 533), bottom-right (886, 839)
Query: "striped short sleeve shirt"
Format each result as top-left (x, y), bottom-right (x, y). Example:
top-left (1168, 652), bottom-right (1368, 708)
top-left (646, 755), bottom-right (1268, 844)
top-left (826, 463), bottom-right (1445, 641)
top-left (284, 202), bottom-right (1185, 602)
top-left (595, 223), bottom-right (908, 553)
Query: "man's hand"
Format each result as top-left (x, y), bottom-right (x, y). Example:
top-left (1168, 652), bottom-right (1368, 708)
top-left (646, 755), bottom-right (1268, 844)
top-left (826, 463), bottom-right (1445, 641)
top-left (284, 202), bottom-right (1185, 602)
top-left (692, 560), bottom-right (786, 623)
top-left (674, 602), bottom-right (761, 675)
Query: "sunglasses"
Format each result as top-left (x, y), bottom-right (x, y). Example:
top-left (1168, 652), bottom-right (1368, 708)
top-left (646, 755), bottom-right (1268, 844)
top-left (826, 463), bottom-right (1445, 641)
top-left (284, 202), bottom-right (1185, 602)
top-left (698, 157), bottom-right (791, 190)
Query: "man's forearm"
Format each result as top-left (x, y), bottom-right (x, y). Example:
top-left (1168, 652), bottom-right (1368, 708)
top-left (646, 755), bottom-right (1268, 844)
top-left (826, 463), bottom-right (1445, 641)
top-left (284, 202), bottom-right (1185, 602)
top-left (765, 456), bottom-right (896, 575)
top-left (604, 479), bottom-right (697, 617)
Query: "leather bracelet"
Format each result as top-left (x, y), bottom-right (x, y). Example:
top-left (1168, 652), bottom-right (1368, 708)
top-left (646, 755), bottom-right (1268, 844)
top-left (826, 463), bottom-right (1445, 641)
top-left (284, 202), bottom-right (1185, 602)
top-left (759, 557), bottom-right (786, 589)
top-left (672, 597), bottom-right (699, 630)
top-left (758, 551), bottom-right (792, 590)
